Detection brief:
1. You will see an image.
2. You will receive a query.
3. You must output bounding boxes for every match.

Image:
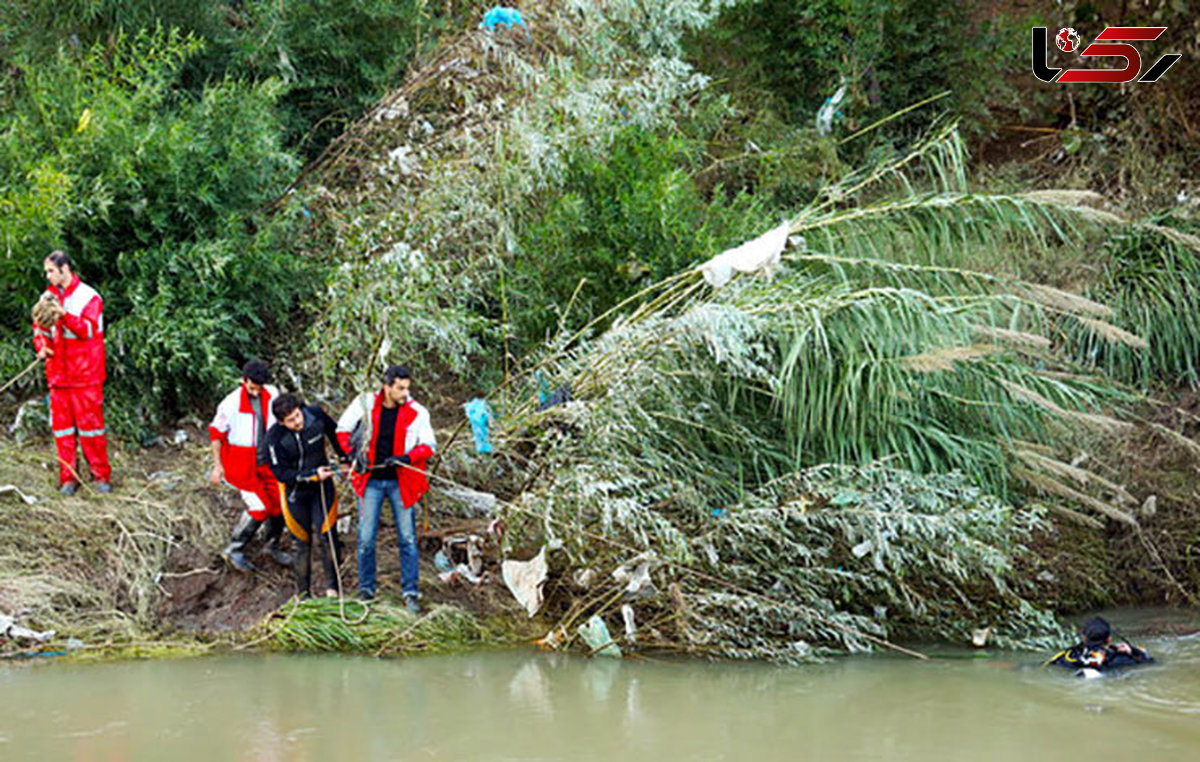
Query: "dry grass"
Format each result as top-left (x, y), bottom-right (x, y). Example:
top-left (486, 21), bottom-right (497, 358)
top-left (899, 344), bottom-right (1000, 372)
top-left (0, 433), bottom-right (225, 644)
top-left (970, 324), bottom-right (1052, 349)
top-left (1075, 317), bottom-right (1148, 349)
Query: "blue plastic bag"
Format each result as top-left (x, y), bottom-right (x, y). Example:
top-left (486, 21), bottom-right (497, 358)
top-left (464, 397), bottom-right (493, 454)
top-left (481, 6), bottom-right (527, 33)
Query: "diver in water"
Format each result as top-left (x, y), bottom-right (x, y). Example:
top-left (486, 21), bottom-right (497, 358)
top-left (1045, 616), bottom-right (1153, 676)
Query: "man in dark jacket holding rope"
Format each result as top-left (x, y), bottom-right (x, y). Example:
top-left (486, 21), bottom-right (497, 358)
top-left (265, 393), bottom-right (350, 598)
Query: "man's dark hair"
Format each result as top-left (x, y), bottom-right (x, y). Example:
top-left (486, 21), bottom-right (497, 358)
top-left (45, 250), bottom-right (72, 269)
top-left (384, 365), bottom-right (412, 386)
top-left (241, 359), bottom-right (270, 385)
top-left (1081, 617), bottom-right (1112, 646)
top-left (272, 393), bottom-right (302, 421)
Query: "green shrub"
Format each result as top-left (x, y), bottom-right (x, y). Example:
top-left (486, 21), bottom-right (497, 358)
top-left (0, 0), bottom-right (452, 159)
top-left (0, 29), bottom-right (316, 428)
top-left (511, 126), bottom-right (771, 346)
top-left (692, 0), bottom-right (1021, 140)
top-left (201, 0), bottom-right (444, 157)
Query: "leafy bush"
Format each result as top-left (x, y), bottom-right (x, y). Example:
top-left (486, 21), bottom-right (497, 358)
top-left (111, 226), bottom-right (318, 417)
top-left (511, 126), bottom-right (771, 346)
top-left (215, 0), bottom-right (446, 156)
top-left (1, 1), bottom-right (452, 158)
top-left (692, 0), bottom-right (1021, 140)
top-left (0, 29), bottom-right (315, 427)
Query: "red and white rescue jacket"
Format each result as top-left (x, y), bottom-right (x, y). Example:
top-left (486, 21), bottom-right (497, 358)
top-left (337, 391), bottom-right (436, 507)
top-left (208, 383), bottom-right (279, 491)
top-left (31, 275), bottom-right (106, 388)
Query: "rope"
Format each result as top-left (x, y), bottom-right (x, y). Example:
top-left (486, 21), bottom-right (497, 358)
top-left (391, 462), bottom-right (929, 660)
top-left (0, 359), bottom-right (40, 396)
top-left (318, 472), bottom-right (370, 624)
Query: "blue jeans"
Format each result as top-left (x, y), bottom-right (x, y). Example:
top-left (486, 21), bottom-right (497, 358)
top-left (357, 478), bottom-right (419, 597)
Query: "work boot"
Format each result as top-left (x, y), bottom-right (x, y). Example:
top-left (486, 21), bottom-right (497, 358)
top-left (59, 482), bottom-right (78, 496)
top-left (95, 481), bottom-right (112, 494)
top-left (403, 593), bottom-right (422, 615)
top-left (262, 515), bottom-right (293, 567)
top-left (222, 513), bottom-right (261, 573)
top-left (294, 540), bottom-right (312, 598)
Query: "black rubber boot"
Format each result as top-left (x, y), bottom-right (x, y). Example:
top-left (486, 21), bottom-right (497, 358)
top-left (222, 513), bottom-right (261, 573)
top-left (263, 515), bottom-right (293, 567)
top-left (318, 528), bottom-right (339, 597)
top-left (294, 539), bottom-right (312, 598)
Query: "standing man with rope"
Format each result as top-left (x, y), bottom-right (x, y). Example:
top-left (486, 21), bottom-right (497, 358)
top-left (209, 360), bottom-right (292, 572)
top-left (337, 365), bottom-right (436, 613)
top-left (30, 250), bottom-right (112, 495)
top-left (265, 393), bottom-right (350, 599)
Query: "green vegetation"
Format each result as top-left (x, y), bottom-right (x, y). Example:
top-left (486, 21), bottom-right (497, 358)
top-left (0, 29), bottom-right (312, 429)
top-left (0, 0), bottom-right (450, 157)
top-left (266, 597), bottom-right (509, 656)
top-left (693, 0), bottom-right (1018, 140)
top-left (2, 0), bottom-right (1199, 662)
top-left (511, 126), bottom-right (769, 346)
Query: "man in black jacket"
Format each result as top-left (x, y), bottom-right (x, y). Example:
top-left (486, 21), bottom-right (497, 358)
top-left (265, 393), bottom-right (350, 598)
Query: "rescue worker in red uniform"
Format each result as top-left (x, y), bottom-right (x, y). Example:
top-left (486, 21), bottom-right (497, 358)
top-left (31, 250), bottom-right (112, 495)
top-left (208, 360), bottom-right (292, 572)
top-left (336, 365), bottom-right (436, 612)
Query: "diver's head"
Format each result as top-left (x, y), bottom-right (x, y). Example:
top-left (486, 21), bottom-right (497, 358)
top-left (1081, 617), bottom-right (1112, 646)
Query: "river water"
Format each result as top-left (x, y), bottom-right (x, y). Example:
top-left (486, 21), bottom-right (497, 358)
top-left (2, 610), bottom-right (1198, 761)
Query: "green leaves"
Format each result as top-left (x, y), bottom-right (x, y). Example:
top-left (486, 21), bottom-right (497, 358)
top-left (0, 28), bottom-right (312, 425)
top-left (512, 125), bottom-right (768, 346)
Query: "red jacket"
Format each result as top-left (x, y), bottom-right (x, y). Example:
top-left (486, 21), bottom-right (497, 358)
top-left (337, 391), bottom-right (436, 507)
top-left (208, 383), bottom-right (279, 491)
top-left (31, 275), bottom-right (106, 388)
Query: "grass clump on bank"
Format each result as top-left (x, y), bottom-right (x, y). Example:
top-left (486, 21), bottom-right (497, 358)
top-left (264, 597), bottom-right (513, 656)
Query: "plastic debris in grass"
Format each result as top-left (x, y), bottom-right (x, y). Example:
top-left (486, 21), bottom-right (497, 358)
top-left (481, 6), bottom-right (528, 34)
top-left (1, 612), bottom-right (55, 643)
top-left (437, 535), bottom-right (488, 585)
top-left (621, 604), bottom-right (637, 643)
top-left (502, 546), bottom-right (548, 617)
top-left (464, 398), bottom-right (494, 454)
top-left (816, 80), bottom-right (847, 136)
top-left (612, 555), bottom-right (656, 598)
top-left (697, 221), bottom-right (788, 288)
top-left (0, 484), bottom-right (37, 505)
top-left (578, 614), bottom-right (621, 658)
top-left (536, 373), bottom-right (572, 411)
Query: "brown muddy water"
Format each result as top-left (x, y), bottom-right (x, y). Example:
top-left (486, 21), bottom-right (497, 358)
top-left (1, 609), bottom-right (1198, 761)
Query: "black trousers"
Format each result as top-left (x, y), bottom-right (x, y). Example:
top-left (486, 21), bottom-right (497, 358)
top-left (282, 480), bottom-right (341, 595)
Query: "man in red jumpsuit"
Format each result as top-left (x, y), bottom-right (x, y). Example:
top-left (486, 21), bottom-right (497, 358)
top-left (31, 250), bottom-right (112, 495)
